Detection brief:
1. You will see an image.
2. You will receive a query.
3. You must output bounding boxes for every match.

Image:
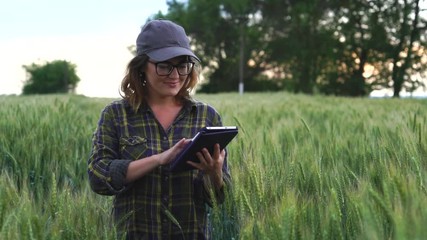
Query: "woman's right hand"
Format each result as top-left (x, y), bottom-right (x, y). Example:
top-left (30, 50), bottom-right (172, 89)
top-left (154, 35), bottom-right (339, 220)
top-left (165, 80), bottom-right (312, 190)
top-left (157, 138), bottom-right (190, 165)
top-left (126, 138), bottom-right (190, 183)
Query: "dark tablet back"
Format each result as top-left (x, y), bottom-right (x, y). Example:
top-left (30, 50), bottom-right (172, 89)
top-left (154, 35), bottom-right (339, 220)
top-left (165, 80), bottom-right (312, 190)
top-left (169, 126), bottom-right (238, 172)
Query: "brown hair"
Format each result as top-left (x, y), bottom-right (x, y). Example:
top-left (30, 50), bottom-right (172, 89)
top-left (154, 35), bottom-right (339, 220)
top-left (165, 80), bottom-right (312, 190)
top-left (120, 54), bottom-right (200, 112)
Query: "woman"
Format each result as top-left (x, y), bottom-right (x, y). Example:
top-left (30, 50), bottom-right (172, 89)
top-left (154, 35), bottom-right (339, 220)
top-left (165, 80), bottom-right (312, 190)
top-left (87, 19), bottom-right (231, 239)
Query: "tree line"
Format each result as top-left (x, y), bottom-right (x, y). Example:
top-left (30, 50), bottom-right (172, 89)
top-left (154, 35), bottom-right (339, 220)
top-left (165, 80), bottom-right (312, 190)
top-left (22, 0), bottom-right (426, 97)
top-left (154, 0), bottom-right (427, 97)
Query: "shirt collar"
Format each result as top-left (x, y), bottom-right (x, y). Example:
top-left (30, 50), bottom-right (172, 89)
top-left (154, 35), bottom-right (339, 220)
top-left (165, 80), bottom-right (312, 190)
top-left (137, 97), bottom-right (197, 114)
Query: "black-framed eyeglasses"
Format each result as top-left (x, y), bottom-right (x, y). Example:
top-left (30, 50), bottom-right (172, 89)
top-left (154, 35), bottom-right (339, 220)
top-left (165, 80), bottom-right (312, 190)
top-left (149, 61), bottom-right (195, 76)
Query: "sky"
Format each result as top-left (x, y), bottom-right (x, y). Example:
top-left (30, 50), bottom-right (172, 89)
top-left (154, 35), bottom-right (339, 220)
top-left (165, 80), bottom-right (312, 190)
top-left (0, 0), bottom-right (169, 98)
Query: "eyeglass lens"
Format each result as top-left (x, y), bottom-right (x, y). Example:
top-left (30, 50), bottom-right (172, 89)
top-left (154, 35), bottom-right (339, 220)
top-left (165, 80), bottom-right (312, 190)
top-left (156, 62), bottom-right (194, 76)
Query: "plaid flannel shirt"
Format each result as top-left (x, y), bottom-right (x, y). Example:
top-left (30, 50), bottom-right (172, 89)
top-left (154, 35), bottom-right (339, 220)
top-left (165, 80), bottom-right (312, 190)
top-left (88, 98), bottom-right (231, 239)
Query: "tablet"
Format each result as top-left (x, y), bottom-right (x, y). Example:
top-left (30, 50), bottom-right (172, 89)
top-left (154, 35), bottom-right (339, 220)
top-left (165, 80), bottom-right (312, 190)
top-left (169, 126), bottom-right (238, 172)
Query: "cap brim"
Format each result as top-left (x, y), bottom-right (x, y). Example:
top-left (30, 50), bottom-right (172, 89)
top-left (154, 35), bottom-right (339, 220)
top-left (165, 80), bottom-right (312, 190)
top-left (147, 46), bottom-right (200, 62)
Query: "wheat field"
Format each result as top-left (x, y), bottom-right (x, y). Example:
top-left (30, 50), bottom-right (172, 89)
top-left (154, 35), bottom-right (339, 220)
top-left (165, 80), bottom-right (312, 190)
top-left (0, 93), bottom-right (426, 239)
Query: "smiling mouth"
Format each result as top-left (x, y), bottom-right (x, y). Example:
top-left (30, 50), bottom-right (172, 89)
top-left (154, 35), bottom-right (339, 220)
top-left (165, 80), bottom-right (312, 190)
top-left (164, 81), bottom-right (180, 87)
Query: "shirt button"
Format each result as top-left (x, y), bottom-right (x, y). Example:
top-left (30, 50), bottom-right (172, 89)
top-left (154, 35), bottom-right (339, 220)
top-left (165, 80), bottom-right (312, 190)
top-left (163, 136), bottom-right (167, 140)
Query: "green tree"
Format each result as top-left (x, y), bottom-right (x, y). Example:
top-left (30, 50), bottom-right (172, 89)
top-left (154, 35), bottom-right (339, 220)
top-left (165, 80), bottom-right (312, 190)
top-left (158, 0), bottom-right (272, 93)
top-left (261, 0), bottom-right (337, 94)
top-left (388, 0), bottom-right (426, 97)
top-left (22, 60), bottom-right (80, 95)
top-left (285, 0), bottom-right (426, 97)
top-left (316, 0), bottom-right (390, 96)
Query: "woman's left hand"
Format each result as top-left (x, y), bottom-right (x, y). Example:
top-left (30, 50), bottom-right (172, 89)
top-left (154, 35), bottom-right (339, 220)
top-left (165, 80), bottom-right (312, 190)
top-left (187, 143), bottom-right (225, 187)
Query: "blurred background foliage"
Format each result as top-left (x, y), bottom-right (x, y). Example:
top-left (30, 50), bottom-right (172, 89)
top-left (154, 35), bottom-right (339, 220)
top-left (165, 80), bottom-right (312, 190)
top-left (148, 0), bottom-right (427, 97)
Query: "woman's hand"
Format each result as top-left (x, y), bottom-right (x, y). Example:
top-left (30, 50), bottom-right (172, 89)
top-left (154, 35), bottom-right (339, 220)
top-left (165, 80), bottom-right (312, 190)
top-left (157, 138), bottom-right (191, 166)
top-left (126, 138), bottom-right (190, 183)
top-left (187, 143), bottom-right (225, 188)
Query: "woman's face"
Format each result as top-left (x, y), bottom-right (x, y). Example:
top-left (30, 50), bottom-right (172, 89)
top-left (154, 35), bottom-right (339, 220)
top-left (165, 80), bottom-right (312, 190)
top-left (144, 56), bottom-right (192, 101)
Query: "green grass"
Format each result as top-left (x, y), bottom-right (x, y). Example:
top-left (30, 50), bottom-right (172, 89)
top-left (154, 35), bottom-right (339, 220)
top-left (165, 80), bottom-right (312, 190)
top-left (0, 93), bottom-right (426, 239)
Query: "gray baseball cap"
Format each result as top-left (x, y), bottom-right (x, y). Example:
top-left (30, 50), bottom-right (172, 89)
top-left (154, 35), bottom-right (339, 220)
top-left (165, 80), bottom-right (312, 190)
top-left (136, 20), bottom-right (200, 62)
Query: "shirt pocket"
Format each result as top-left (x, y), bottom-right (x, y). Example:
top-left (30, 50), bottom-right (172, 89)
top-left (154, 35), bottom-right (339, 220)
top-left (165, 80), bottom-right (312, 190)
top-left (119, 136), bottom-right (148, 160)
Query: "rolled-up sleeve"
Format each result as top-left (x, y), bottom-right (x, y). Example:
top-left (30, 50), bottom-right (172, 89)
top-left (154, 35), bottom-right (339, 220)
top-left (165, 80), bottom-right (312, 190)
top-left (88, 105), bottom-right (131, 195)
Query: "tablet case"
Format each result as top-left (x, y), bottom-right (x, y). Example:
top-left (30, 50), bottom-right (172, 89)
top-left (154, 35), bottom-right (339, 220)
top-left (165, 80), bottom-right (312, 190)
top-left (169, 126), bottom-right (238, 172)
